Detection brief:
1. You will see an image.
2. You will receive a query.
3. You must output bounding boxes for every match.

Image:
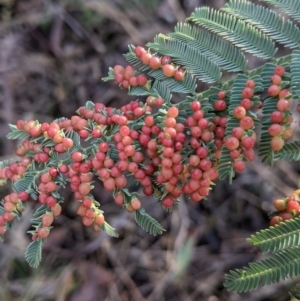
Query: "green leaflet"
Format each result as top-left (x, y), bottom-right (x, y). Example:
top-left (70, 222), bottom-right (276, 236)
top-left (25, 205), bottom-right (53, 268)
top-left (248, 217), bottom-right (300, 253)
top-left (102, 67), bottom-right (115, 82)
top-left (218, 74), bottom-right (256, 182)
top-left (128, 80), bottom-right (172, 102)
top-left (218, 118), bottom-right (238, 183)
top-left (189, 7), bottom-right (277, 59)
top-left (124, 45), bottom-right (152, 72)
top-left (7, 125), bottom-right (30, 140)
top-left (291, 50), bottom-right (300, 98)
top-left (148, 69), bottom-right (197, 94)
top-left (65, 130), bottom-right (81, 148)
top-left (228, 74), bottom-right (249, 113)
top-left (0, 158), bottom-right (16, 168)
top-left (128, 86), bottom-right (153, 97)
top-left (25, 239), bottom-right (43, 268)
top-left (274, 141), bottom-right (300, 161)
top-left (258, 63), bottom-right (277, 165)
top-left (261, 62), bottom-right (277, 89)
top-left (224, 246), bottom-right (300, 292)
top-left (13, 175), bottom-right (35, 193)
top-left (147, 36), bottom-right (221, 83)
top-left (4, 1), bottom-right (300, 295)
top-left (257, 97), bottom-right (277, 165)
top-left (151, 80), bottom-right (172, 103)
top-left (169, 23), bottom-right (247, 72)
top-left (99, 222), bottom-right (119, 237)
top-left (32, 205), bottom-right (48, 219)
top-left (260, 0), bottom-right (300, 22)
top-left (0, 203), bottom-right (5, 215)
top-left (135, 208), bottom-right (165, 236)
top-left (223, 0), bottom-right (300, 48)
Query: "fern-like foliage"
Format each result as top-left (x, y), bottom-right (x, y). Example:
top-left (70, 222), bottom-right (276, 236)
top-left (258, 63), bottom-right (278, 165)
top-left (148, 69), bottom-right (197, 94)
top-left (101, 0), bottom-right (300, 296)
top-left (247, 217), bottom-right (300, 253)
top-left (291, 50), bottom-right (300, 98)
top-left (260, 0), bottom-right (300, 22)
top-left (128, 80), bottom-right (172, 103)
top-left (223, 0), bottom-right (300, 48)
top-left (13, 175), bottom-right (35, 193)
top-left (168, 23), bottom-right (247, 72)
top-left (224, 246), bottom-right (300, 292)
top-left (99, 222), bottom-right (119, 237)
top-left (0, 158), bottom-right (17, 168)
top-left (147, 36), bottom-right (221, 83)
top-left (258, 97), bottom-right (277, 165)
top-left (151, 80), bottom-right (172, 103)
top-left (7, 125), bottom-right (30, 140)
top-left (218, 74), bottom-right (249, 182)
top-left (218, 74), bottom-right (261, 182)
top-left (25, 239), bottom-right (43, 268)
top-left (188, 7), bottom-right (277, 59)
top-left (135, 208), bottom-right (165, 236)
top-left (275, 141), bottom-right (300, 161)
top-left (6, 0), bottom-right (300, 294)
top-left (124, 46), bottom-right (151, 72)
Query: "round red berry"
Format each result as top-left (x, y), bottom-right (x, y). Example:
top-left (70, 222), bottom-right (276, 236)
top-left (137, 74), bottom-right (148, 86)
top-left (276, 99), bottom-right (290, 112)
top-left (270, 111), bottom-right (284, 123)
top-left (38, 227), bottom-right (50, 239)
top-left (131, 198), bottom-right (141, 210)
top-left (217, 91), bottom-right (226, 99)
top-left (18, 191), bottom-right (29, 202)
top-left (167, 107), bottom-right (179, 118)
top-left (225, 137), bottom-right (239, 151)
top-left (79, 183), bottom-right (92, 196)
top-left (141, 52), bottom-right (152, 65)
top-left (274, 66), bottom-right (285, 77)
top-left (113, 65), bottom-right (125, 75)
top-left (233, 160), bottom-right (246, 173)
top-left (162, 64), bottom-right (175, 77)
top-left (42, 213), bottom-right (54, 227)
top-left (241, 137), bottom-right (255, 150)
top-left (239, 116), bottom-right (254, 130)
top-left (149, 57), bottom-right (161, 69)
top-left (242, 87), bottom-right (254, 98)
top-left (271, 74), bottom-right (282, 85)
top-left (270, 136), bottom-right (284, 151)
top-left (240, 98), bottom-right (253, 110)
top-left (190, 101), bottom-right (201, 111)
top-left (174, 70), bottom-right (184, 81)
top-left (162, 195), bottom-right (174, 208)
top-left (214, 100), bottom-right (226, 111)
top-left (273, 199), bottom-right (286, 211)
top-left (268, 85), bottom-right (281, 97)
top-left (268, 124), bottom-right (283, 137)
top-left (286, 200), bottom-right (300, 213)
top-left (161, 56), bottom-right (172, 65)
top-left (233, 106), bottom-right (247, 119)
top-left (246, 80), bottom-right (255, 88)
top-left (71, 152), bottom-right (83, 162)
top-left (129, 77), bottom-right (138, 86)
top-left (270, 216), bottom-right (282, 227)
top-left (134, 46), bottom-right (146, 58)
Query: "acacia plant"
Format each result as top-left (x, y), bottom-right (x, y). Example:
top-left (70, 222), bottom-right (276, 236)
top-left (2, 0), bottom-right (300, 296)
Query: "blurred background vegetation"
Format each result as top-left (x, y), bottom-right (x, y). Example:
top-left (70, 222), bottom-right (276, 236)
top-left (0, 0), bottom-right (300, 300)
